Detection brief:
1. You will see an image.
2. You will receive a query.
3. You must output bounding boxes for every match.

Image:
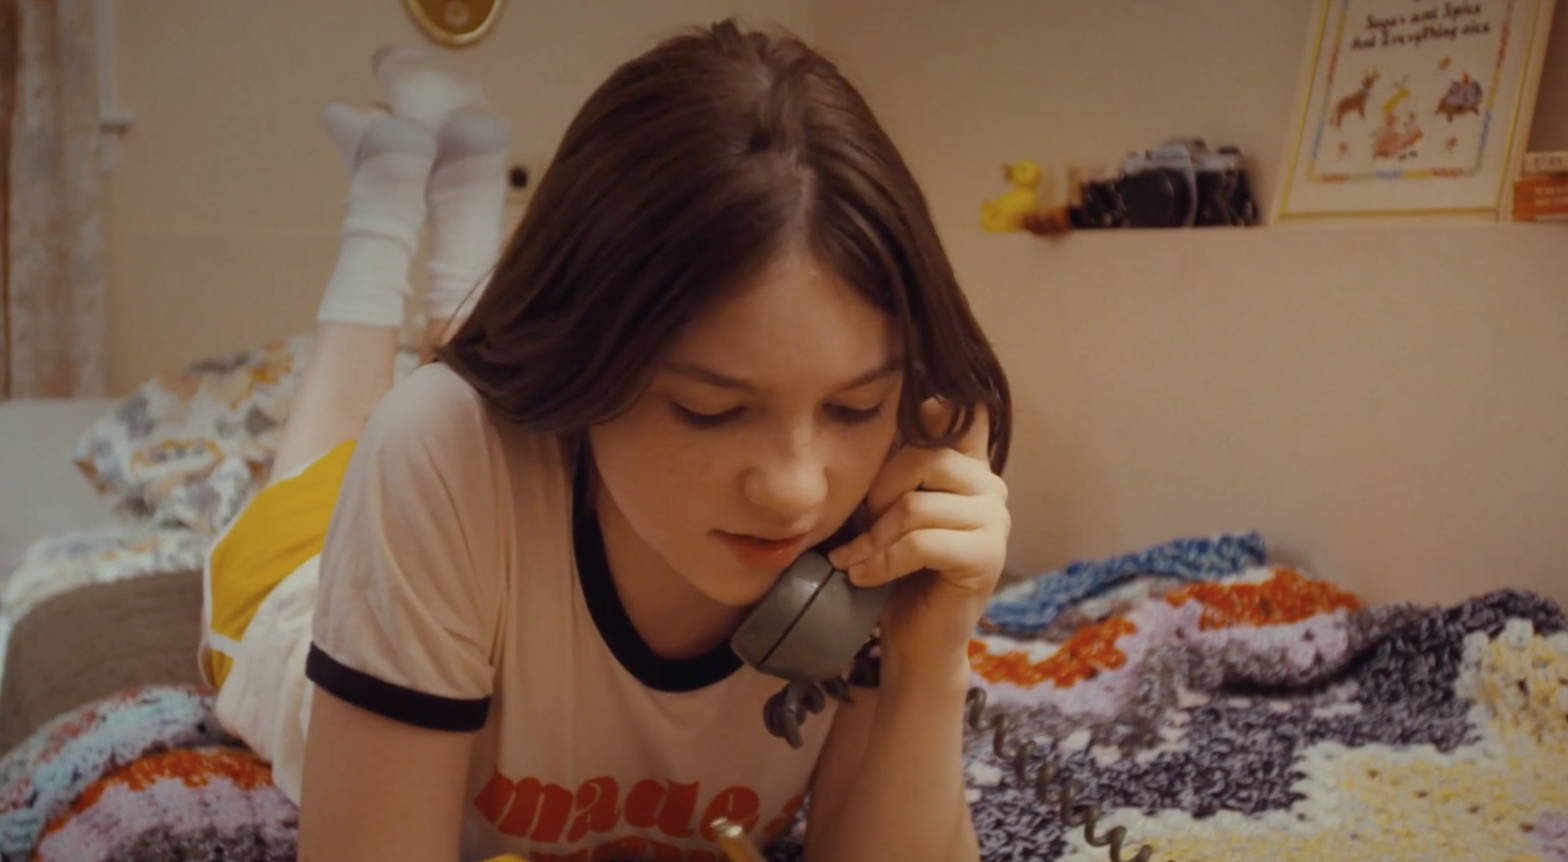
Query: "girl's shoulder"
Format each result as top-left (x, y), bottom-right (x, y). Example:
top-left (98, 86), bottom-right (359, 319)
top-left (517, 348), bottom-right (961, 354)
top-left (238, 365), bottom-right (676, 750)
top-left (369, 361), bottom-right (568, 493)
top-left (383, 361), bottom-right (487, 425)
top-left (371, 362), bottom-right (512, 456)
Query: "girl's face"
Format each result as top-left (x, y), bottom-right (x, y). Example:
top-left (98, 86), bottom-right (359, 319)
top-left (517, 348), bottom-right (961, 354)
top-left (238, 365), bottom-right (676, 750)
top-left (587, 252), bottom-right (904, 608)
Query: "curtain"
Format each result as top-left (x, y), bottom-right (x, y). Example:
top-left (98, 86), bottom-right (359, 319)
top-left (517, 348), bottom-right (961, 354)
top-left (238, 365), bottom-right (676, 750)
top-left (0, 0), bottom-right (107, 399)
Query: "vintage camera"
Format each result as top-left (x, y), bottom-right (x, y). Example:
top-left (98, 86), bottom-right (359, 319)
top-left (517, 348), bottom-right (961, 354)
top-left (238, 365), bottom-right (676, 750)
top-left (1071, 138), bottom-right (1257, 229)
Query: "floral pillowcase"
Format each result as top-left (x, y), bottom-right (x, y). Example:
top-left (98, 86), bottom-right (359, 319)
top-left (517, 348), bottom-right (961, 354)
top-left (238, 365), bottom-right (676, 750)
top-left (71, 335), bottom-right (419, 537)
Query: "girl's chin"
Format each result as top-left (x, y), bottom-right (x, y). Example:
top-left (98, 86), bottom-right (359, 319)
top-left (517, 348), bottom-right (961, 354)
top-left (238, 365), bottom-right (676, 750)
top-left (684, 563), bottom-right (781, 609)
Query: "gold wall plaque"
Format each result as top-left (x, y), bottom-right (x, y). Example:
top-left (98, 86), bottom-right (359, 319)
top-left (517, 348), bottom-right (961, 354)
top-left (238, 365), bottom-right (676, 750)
top-left (403, 0), bottom-right (503, 47)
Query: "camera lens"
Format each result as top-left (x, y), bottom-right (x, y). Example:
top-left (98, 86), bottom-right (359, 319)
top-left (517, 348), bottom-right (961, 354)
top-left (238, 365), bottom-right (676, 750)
top-left (1118, 170), bottom-right (1192, 228)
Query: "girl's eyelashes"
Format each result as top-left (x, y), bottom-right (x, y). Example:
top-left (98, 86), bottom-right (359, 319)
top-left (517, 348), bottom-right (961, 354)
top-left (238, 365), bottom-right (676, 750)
top-left (672, 404), bottom-right (744, 428)
top-left (825, 403), bottom-right (884, 423)
top-left (670, 402), bottom-right (885, 428)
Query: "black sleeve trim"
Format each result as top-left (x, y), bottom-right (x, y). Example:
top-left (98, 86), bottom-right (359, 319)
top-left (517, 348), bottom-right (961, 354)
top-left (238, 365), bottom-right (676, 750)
top-left (306, 643), bottom-right (491, 732)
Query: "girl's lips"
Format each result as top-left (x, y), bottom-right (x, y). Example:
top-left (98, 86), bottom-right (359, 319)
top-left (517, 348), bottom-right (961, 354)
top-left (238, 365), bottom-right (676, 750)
top-left (717, 531), bottom-right (807, 569)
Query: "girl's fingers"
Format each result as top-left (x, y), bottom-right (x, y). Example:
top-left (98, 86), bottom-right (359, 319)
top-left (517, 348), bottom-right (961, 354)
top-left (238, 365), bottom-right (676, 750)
top-left (846, 527), bottom-right (1001, 589)
top-left (864, 446), bottom-right (1002, 519)
top-left (828, 490), bottom-right (990, 570)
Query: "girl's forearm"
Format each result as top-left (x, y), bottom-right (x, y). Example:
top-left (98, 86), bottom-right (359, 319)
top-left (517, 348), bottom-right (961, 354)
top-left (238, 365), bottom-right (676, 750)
top-left (808, 649), bottom-right (978, 862)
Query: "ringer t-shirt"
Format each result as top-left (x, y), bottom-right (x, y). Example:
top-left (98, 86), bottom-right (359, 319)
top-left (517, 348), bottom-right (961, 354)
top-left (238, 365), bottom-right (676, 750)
top-left (306, 363), bottom-right (837, 861)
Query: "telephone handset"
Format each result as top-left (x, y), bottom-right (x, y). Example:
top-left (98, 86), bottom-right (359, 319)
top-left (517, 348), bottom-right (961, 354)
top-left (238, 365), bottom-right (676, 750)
top-left (729, 552), bottom-right (1163, 862)
top-left (729, 550), bottom-right (891, 748)
top-left (731, 551), bottom-right (889, 681)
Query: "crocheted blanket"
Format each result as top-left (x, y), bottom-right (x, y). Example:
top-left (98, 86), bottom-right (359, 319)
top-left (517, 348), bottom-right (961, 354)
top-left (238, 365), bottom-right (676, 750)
top-left (951, 570), bottom-right (1568, 862)
top-left (1, 536), bottom-right (1563, 862)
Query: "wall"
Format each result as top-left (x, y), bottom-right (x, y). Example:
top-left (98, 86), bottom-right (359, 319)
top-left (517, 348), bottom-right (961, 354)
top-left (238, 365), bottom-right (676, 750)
top-left (813, 0), bottom-right (1568, 606)
top-left (104, 0), bottom-right (813, 392)
top-left (104, 1), bottom-right (1567, 607)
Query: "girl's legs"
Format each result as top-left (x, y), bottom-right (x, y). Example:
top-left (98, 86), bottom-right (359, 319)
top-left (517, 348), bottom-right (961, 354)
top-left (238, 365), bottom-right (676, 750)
top-left (205, 51), bottom-right (511, 799)
top-left (270, 50), bottom-right (510, 482)
top-left (268, 106), bottom-right (433, 482)
top-left (375, 43), bottom-right (511, 329)
top-left (422, 105), bottom-right (512, 334)
top-left (268, 322), bottom-right (403, 483)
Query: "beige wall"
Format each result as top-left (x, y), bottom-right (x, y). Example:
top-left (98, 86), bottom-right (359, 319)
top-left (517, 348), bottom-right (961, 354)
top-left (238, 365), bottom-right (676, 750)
top-left (106, 1), bottom-right (1566, 607)
top-left (105, 0), bottom-right (813, 392)
top-left (813, 0), bottom-right (1568, 606)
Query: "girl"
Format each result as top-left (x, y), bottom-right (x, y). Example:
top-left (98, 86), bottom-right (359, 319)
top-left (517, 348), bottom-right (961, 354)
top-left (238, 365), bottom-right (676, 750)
top-left (202, 21), bottom-right (1012, 862)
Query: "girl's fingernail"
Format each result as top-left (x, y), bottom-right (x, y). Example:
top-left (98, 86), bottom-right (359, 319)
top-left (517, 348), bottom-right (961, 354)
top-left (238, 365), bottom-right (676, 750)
top-left (847, 563), bottom-right (868, 585)
top-left (830, 544), bottom-right (859, 569)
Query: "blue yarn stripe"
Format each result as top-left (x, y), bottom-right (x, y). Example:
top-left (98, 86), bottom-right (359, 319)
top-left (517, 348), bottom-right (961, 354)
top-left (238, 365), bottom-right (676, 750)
top-left (981, 531), bottom-right (1266, 636)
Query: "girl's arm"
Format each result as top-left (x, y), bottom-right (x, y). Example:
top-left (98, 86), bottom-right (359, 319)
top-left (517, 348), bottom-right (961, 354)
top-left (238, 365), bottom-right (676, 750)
top-left (804, 648), bottom-right (977, 861)
top-left (298, 366), bottom-right (505, 859)
top-left (297, 687), bottom-right (477, 862)
top-left (806, 397), bottom-right (1007, 861)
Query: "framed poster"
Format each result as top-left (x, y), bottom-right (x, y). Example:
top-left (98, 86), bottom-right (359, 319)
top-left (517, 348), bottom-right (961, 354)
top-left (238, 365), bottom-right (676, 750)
top-left (1277, 0), bottom-right (1556, 220)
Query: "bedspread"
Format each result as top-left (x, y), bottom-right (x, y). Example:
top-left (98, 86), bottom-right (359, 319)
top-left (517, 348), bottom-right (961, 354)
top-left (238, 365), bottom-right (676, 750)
top-left (1, 563), bottom-right (1563, 862)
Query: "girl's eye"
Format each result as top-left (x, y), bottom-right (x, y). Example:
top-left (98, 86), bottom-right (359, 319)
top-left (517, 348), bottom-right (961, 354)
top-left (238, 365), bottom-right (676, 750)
top-left (672, 404), bottom-right (744, 428)
top-left (827, 403), bottom-right (884, 424)
top-left (671, 402), bottom-right (885, 428)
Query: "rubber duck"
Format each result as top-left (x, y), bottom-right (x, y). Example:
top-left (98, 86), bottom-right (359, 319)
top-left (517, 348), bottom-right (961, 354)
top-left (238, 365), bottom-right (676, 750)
top-left (980, 160), bottom-right (1042, 233)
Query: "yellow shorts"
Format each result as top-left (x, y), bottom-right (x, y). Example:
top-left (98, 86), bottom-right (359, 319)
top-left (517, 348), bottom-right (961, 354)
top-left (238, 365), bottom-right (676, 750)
top-left (202, 441), bottom-right (356, 688)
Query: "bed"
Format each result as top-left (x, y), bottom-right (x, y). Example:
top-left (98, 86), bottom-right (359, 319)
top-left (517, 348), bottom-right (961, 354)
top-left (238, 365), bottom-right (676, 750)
top-left (0, 398), bottom-right (204, 747)
top-left (0, 398), bottom-right (122, 577)
top-left (0, 339), bottom-right (1563, 862)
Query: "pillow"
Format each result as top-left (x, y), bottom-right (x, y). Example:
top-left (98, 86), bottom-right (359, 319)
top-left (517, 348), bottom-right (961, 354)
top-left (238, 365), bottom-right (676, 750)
top-left (71, 335), bottom-right (420, 536)
top-left (71, 335), bottom-right (310, 534)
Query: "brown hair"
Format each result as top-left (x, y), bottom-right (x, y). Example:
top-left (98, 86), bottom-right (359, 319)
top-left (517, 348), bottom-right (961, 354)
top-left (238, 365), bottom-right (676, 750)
top-left (439, 19), bottom-right (1012, 473)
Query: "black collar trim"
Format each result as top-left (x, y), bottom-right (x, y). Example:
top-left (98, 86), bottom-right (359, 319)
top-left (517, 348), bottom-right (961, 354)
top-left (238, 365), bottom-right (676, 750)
top-left (571, 449), bottom-right (743, 692)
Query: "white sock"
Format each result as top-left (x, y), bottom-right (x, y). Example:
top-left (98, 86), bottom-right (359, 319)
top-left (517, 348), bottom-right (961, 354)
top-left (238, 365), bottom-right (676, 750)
top-left (372, 44), bottom-right (487, 132)
top-left (426, 107), bottom-right (511, 322)
top-left (316, 103), bottom-right (436, 328)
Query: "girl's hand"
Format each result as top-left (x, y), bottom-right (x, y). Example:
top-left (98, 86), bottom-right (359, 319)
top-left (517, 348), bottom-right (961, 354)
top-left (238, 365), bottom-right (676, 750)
top-left (826, 398), bottom-right (1009, 667)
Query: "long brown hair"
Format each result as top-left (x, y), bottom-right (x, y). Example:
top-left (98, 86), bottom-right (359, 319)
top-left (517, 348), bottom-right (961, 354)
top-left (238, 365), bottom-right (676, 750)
top-left (439, 19), bottom-right (1012, 473)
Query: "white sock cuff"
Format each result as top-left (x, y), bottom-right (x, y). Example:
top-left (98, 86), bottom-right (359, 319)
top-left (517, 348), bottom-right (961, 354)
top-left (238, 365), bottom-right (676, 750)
top-left (340, 211), bottom-right (423, 250)
top-left (319, 248), bottom-right (412, 327)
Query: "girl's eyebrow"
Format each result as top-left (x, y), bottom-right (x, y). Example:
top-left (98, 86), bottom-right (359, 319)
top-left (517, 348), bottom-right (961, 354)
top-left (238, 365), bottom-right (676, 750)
top-left (663, 356), bottom-right (905, 393)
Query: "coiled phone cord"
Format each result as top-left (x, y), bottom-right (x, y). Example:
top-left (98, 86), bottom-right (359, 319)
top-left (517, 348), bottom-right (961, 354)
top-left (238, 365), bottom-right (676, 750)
top-left (762, 661), bottom-right (1164, 861)
top-left (964, 686), bottom-right (1163, 862)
